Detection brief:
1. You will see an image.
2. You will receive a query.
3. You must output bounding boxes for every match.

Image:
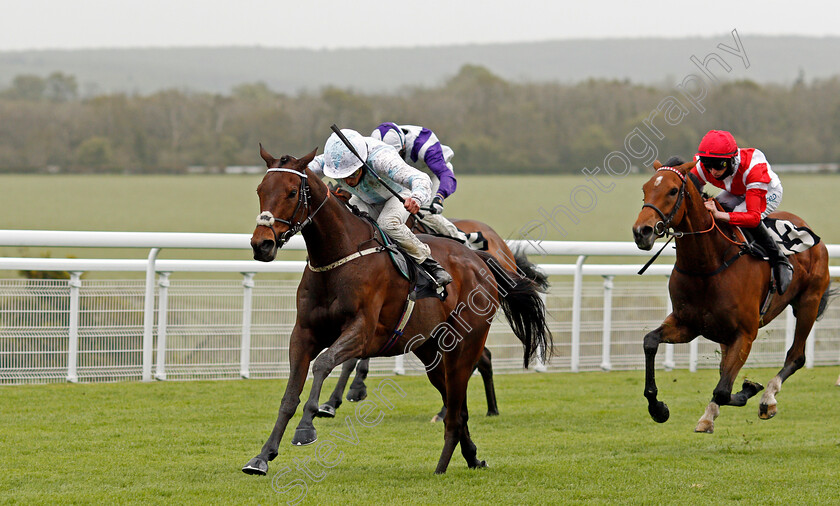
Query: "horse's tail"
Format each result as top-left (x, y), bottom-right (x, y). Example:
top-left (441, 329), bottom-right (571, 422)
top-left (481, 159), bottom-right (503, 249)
top-left (512, 246), bottom-right (550, 291)
top-left (816, 284), bottom-right (839, 320)
top-left (476, 251), bottom-right (553, 368)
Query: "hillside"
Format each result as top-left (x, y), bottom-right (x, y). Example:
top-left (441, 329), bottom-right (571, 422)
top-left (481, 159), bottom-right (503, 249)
top-left (2, 36), bottom-right (839, 95)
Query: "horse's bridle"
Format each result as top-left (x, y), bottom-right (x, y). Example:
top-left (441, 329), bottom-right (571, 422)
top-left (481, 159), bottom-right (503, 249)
top-left (256, 168), bottom-right (330, 246)
top-left (642, 167), bottom-right (689, 238)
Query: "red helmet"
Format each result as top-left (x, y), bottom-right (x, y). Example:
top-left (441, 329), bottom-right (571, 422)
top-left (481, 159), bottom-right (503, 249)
top-left (697, 130), bottom-right (738, 158)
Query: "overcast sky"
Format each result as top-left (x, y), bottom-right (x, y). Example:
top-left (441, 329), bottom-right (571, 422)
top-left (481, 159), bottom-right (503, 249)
top-left (2, 0), bottom-right (837, 51)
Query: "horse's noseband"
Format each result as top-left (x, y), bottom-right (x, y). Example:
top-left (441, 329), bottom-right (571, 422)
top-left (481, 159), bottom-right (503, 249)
top-left (642, 167), bottom-right (688, 238)
top-left (256, 168), bottom-right (330, 246)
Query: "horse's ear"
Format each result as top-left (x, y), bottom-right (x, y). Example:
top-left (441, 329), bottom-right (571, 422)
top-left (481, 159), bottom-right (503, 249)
top-left (298, 148), bottom-right (318, 168)
top-left (653, 160), bottom-right (662, 170)
top-left (259, 143), bottom-right (275, 167)
top-left (676, 160), bottom-right (697, 174)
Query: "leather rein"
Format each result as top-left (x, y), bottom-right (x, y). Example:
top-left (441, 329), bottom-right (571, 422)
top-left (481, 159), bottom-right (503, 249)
top-left (637, 167), bottom-right (739, 275)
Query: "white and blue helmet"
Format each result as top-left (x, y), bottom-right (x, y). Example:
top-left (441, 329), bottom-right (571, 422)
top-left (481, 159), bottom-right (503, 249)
top-left (371, 122), bottom-right (406, 152)
top-left (323, 129), bottom-right (368, 178)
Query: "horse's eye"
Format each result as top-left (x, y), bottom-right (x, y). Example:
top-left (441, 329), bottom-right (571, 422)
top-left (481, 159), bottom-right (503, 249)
top-left (279, 156), bottom-right (290, 165)
top-left (669, 187), bottom-right (679, 196)
top-left (289, 189), bottom-right (297, 198)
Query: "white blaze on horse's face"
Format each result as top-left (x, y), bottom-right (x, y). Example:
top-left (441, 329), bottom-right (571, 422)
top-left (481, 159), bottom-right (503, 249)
top-left (654, 175), bottom-right (663, 187)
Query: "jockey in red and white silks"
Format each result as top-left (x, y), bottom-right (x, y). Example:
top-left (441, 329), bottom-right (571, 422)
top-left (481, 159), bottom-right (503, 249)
top-left (691, 129), bottom-right (793, 293)
top-left (692, 146), bottom-right (782, 228)
top-left (308, 128), bottom-right (453, 286)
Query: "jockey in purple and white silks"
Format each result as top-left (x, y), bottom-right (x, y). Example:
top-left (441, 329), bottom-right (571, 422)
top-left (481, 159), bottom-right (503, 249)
top-left (308, 128), bottom-right (453, 286)
top-left (371, 122), bottom-right (471, 246)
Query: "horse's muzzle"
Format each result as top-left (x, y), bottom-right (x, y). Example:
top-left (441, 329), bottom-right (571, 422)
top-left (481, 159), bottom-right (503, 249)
top-left (633, 225), bottom-right (655, 251)
top-left (252, 238), bottom-right (277, 262)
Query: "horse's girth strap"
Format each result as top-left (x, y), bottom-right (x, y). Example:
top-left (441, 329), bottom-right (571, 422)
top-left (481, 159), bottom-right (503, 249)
top-left (378, 291), bottom-right (417, 355)
top-left (307, 247), bottom-right (384, 272)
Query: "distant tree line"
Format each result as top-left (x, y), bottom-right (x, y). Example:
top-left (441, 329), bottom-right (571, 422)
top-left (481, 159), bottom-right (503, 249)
top-left (1, 65), bottom-right (839, 174)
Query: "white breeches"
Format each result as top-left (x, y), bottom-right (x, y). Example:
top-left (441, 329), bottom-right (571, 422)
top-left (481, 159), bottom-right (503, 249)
top-left (717, 183), bottom-right (783, 219)
top-left (418, 214), bottom-right (467, 242)
top-left (350, 195), bottom-right (431, 262)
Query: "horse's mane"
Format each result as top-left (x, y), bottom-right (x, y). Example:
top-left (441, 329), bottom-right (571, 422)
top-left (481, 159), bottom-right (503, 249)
top-left (664, 155), bottom-right (707, 197)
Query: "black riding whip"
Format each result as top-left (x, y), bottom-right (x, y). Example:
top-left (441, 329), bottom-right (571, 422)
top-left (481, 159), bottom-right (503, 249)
top-left (329, 124), bottom-right (424, 217)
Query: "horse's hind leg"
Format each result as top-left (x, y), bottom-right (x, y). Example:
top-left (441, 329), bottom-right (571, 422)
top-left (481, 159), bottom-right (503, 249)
top-left (347, 358), bottom-right (370, 402)
top-left (477, 347), bottom-right (499, 416)
top-left (316, 358), bottom-right (358, 418)
top-left (696, 333), bottom-right (756, 433)
top-left (431, 347), bottom-right (495, 423)
top-left (760, 291), bottom-right (823, 419)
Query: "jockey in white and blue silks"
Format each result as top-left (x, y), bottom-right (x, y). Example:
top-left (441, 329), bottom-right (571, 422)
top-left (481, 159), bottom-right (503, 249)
top-left (308, 128), bottom-right (453, 286)
top-left (371, 122), bottom-right (468, 243)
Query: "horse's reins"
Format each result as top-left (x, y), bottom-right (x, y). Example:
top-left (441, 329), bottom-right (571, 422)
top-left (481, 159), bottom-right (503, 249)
top-left (638, 166), bottom-right (744, 275)
top-left (256, 168), bottom-right (331, 246)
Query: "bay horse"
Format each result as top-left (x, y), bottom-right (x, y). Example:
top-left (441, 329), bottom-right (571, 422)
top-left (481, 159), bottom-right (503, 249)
top-left (632, 158), bottom-right (832, 433)
top-left (243, 146), bottom-right (551, 475)
top-left (317, 186), bottom-right (549, 421)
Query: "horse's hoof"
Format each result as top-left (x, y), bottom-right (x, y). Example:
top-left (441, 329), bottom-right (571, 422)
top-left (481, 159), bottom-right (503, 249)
top-left (694, 420), bottom-right (714, 433)
top-left (486, 410), bottom-right (499, 417)
top-left (316, 404), bottom-right (336, 418)
top-left (759, 403), bottom-right (777, 420)
top-left (347, 388), bottom-right (367, 402)
top-left (742, 379), bottom-right (765, 396)
top-left (470, 460), bottom-right (488, 469)
top-left (430, 414), bottom-right (443, 423)
top-left (291, 428), bottom-right (318, 446)
top-left (242, 457), bottom-right (268, 475)
top-left (648, 401), bottom-right (670, 423)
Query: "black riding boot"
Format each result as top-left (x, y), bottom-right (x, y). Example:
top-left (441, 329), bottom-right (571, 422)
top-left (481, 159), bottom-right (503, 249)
top-left (747, 223), bottom-right (794, 294)
top-left (421, 257), bottom-right (453, 287)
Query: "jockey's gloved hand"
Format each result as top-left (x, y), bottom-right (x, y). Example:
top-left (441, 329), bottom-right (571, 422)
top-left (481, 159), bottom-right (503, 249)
top-left (429, 194), bottom-right (444, 214)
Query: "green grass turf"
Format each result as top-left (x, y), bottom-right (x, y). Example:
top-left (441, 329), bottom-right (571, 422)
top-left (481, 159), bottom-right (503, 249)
top-left (2, 368), bottom-right (840, 504)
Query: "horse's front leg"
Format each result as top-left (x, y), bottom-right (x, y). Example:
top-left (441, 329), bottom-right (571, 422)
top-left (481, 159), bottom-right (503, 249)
top-left (695, 332), bottom-right (756, 433)
top-left (292, 321), bottom-right (368, 446)
top-left (242, 329), bottom-right (320, 475)
top-left (316, 358), bottom-right (358, 418)
top-left (643, 316), bottom-right (696, 424)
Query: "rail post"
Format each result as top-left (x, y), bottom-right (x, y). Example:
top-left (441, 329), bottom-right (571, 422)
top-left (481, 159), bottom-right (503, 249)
top-left (66, 271), bottom-right (83, 383)
top-left (240, 272), bottom-right (255, 379)
top-left (142, 248), bottom-right (160, 382)
top-left (600, 275), bottom-right (614, 371)
top-left (571, 255), bottom-right (587, 372)
top-left (154, 272), bottom-right (171, 381)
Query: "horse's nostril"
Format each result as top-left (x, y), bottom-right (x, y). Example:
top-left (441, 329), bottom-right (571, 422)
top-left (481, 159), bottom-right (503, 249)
top-left (641, 226), bottom-right (653, 237)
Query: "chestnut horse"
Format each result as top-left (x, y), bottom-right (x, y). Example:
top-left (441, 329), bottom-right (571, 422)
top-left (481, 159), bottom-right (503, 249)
top-left (632, 158), bottom-right (832, 433)
top-left (317, 188), bottom-right (549, 421)
top-left (243, 147), bottom-right (551, 475)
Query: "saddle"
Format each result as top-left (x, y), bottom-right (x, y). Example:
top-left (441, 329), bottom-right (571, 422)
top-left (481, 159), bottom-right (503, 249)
top-left (739, 218), bottom-right (821, 260)
top-left (348, 203), bottom-right (447, 302)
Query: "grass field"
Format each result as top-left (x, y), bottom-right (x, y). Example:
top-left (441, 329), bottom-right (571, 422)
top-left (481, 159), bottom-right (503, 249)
top-left (2, 368), bottom-right (840, 504)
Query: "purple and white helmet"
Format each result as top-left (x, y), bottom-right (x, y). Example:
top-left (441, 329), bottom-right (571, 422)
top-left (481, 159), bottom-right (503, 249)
top-left (370, 122), bottom-right (406, 152)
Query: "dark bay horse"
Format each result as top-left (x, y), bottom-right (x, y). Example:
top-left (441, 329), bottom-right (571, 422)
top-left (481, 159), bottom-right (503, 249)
top-left (632, 159), bottom-right (832, 433)
top-left (244, 147), bottom-right (551, 475)
top-left (317, 187), bottom-right (549, 421)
